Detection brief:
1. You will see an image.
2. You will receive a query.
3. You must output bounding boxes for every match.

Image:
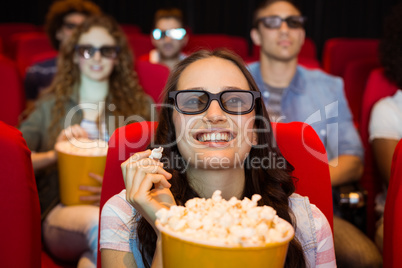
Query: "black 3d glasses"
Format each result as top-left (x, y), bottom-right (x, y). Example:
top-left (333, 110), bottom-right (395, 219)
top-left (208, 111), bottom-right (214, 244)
top-left (75, 45), bottom-right (120, 59)
top-left (255, 16), bottom-right (306, 29)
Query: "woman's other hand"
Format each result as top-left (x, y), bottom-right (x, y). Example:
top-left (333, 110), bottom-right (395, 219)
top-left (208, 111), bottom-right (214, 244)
top-left (121, 150), bottom-right (175, 232)
top-left (56, 124), bottom-right (89, 143)
top-left (79, 172), bottom-right (103, 205)
top-left (31, 150), bottom-right (57, 171)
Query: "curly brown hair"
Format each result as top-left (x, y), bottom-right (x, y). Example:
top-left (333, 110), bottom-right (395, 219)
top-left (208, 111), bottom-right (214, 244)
top-left (45, 14), bottom-right (154, 141)
top-left (379, 2), bottom-right (402, 88)
top-left (45, 0), bottom-right (102, 50)
top-left (136, 49), bottom-right (306, 268)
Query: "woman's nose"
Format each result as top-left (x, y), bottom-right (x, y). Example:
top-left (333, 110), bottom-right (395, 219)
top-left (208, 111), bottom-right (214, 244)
top-left (202, 100), bottom-right (227, 123)
top-left (92, 50), bottom-right (102, 61)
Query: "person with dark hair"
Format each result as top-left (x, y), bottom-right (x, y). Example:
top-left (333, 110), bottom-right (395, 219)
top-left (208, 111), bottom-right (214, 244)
top-left (100, 49), bottom-right (335, 268)
top-left (20, 14), bottom-right (154, 267)
top-left (248, 0), bottom-right (382, 267)
top-left (369, 2), bottom-right (402, 253)
top-left (139, 7), bottom-right (188, 70)
top-left (24, 0), bottom-right (102, 106)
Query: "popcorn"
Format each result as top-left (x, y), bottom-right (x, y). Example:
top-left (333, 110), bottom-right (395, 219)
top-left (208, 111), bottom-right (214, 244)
top-left (55, 138), bottom-right (108, 156)
top-left (149, 147), bottom-right (163, 160)
top-left (156, 190), bottom-right (292, 247)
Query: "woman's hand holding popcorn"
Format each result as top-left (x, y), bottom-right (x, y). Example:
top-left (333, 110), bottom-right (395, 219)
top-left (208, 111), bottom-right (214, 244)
top-left (56, 124), bottom-right (89, 143)
top-left (121, 149), bottom-right (175, 232)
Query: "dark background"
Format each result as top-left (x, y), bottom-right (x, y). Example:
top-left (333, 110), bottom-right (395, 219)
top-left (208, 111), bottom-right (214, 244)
top-left (1, 0), bottom-right (401, 59)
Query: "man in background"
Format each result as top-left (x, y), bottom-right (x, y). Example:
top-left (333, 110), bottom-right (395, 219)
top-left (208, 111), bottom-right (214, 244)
top-left (139, 7), bottom-right (188, 70)
top-left (248, 0), bottom-right (382, 267)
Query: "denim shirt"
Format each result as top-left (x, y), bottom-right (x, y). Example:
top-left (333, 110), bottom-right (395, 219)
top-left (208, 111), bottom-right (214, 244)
top-left (129, 194), bottom-right (317, 268)
top-left (129, 237), bottom-right (147, 268)
top-left (289, 194), bottom-right (317, 268)
top-left (248, 62), bottom-right (363, 161)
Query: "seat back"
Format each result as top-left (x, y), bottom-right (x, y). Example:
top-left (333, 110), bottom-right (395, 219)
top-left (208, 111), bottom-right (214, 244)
top-left (359, 68), bottom-right (398, 237)
top-left (135, 61), bottom-right (170, 104)
top-left (26, 50), bottom-right (58, 72)
top-left (343, 57), bottom-right (381, 127)
top-left (126, 33), bottom-right (154, 59)
top-left (97, 121), bottom-right (333, 267)
top-left (322, 38), bottom-right (379, 77)
top-left (13, 32), bottom-right (56, 77)
top-left (383, 139), bottom-right (402, 268)
top-left (271, 122), bottom-right (333, 229)
top-left (0, 122), bottom-right (41, 268)
top-left (0, 23), bottom-right (40, 58)
top-left (97, 121), bottom-right (158, 267)
top-left (184, 34), bottom-right (249, 59)
top-left (0, 55), bottom-right (25, 126)
top-left (119, 24), bottom-right (141, 35)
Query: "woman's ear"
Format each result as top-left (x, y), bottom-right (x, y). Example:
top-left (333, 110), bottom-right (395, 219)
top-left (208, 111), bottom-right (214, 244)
top-left (252, 131), bottom-right (258, 146)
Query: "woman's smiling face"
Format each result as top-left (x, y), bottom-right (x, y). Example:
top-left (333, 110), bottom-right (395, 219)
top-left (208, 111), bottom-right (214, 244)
top-left (75, 26), bottom-right (117, 82)
top-left (172, 56), bottom-right (257, 170)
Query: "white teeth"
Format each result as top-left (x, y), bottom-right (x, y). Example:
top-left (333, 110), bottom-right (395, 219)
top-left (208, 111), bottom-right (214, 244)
top-left (92, 65), bottom-right (101, 70)
top-left (197, 132), bottom-right (232, 142)
top-left (222, 133), bottom-right (227, 141)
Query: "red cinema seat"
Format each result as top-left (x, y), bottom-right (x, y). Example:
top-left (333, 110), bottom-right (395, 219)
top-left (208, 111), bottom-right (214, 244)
top-left (383, 139), bottom-right (402, 268)
top-left (297, 57), bottom-right (322, 70)
top-left (322, 38), bottom-right (379, 77)
top-left (96, 121), bottom-right (333, 267)
top-left (0, 91), bottom-right (72, 268)
top-left (299, 37), bottom-right (317, 59)
top-left (126, 33), bottom-right (154, 59)
top-left (97, 121), bottom-right (157, 267)
top-left (135, 61), bottom-right (170, 104)
top-left (0, 23), bottom-right (40, 58)
top-left (0, 55), bottom-right (25, 126)
top-left (359, 68), bottom-right (398, 238)
top-left (26, 50), bottom-right (58, 72)
top-left (184, 34), bottom-right (249, 60)
top-left (0, 121), bottom-right (41, 268)
top-left (343, 57), bottom-right (381, 127)
top-left (13, 32), bottom-right (56, 77)
top-left (271, 122), bottom-right (333, 230)
top-left (119, 24), bottom-right (141, 35)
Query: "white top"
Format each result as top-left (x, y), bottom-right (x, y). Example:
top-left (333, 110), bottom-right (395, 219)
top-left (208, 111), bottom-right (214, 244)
top-left (369, 90), bottom-right (402, 142)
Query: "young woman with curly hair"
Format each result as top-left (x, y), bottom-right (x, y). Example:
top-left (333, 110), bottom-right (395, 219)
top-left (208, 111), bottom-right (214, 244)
top-left (100, 49), bottom-right (335, 268)
top-left (20, 14), bottom-right (155, 268)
